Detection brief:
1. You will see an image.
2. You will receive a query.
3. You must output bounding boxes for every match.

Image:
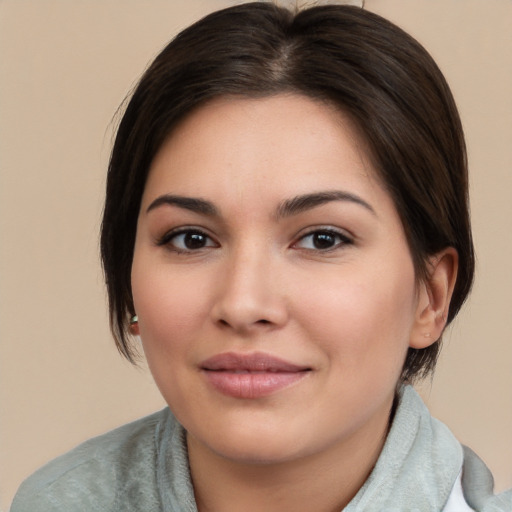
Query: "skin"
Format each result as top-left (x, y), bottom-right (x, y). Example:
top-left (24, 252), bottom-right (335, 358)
top-left (131, 94), bottom-right (457, 512)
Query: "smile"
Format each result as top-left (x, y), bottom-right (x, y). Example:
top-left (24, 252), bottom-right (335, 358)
top-left (200, 352), bottom-right (312, 399)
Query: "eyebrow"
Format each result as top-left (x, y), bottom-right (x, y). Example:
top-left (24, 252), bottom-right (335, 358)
top-left (276, 191), bottom-right (376, 219)
top-left (146, 195), bottom-right (218, 216)
top-left (145, 190), bottom-right (375, 219)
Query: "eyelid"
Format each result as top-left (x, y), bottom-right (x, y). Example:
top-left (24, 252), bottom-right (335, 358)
top-left (292, 226), bottom-right (354, 251)
top-left (155, 226), bottom-right (219, 251)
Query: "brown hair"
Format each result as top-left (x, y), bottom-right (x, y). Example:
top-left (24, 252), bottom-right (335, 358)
top-left (101, 2), bottom-right (474, 382)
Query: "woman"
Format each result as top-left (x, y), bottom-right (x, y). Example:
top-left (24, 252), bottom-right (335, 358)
top-left (11, 2), bottom-right (511, 511)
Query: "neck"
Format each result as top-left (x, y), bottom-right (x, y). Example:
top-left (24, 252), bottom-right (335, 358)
top-left (187, 402), bottom-right (392, 512)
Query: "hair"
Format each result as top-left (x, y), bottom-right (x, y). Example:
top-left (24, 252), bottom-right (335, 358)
top-left (100, 1), bottom-right (474, 382)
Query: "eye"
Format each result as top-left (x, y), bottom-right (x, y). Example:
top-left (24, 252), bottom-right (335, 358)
top-left (157, 228), bottom-right (217, 252)
top-left (293, 229), bottom-right (352, 251)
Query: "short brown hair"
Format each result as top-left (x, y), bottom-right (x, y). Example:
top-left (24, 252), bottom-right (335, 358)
top-left (101, 2), bottom-right (474, 382)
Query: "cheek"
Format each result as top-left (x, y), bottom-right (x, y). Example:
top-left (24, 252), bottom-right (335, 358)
top-left (131, 263), bottom-right (213, 413)
top-left (131, 260), bottom-right (212, 358)
top-left (293, 263), bottom-right (416, 372)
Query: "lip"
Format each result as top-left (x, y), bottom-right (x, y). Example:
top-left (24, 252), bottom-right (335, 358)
top-left (200, 352), bottom-right (312, 399)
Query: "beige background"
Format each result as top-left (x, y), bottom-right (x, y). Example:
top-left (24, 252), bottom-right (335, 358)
top-left (0, 0), bottom-right (511, 510)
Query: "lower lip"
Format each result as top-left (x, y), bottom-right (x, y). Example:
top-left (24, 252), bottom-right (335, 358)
top-left (202, 371), bottom-right (309, 399)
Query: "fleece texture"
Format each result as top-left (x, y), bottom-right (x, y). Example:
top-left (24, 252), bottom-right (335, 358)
top-left (11, 386), bottom-right (511, 511)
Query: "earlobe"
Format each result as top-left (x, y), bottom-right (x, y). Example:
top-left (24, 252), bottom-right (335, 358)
top-left (129, 315), bottom-right (140, 336)
top-left (410, 248), bottom-right (459, 349)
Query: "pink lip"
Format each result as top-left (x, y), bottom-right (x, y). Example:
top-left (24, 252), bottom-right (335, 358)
top-left (200, 352), bottom-right (311, 399)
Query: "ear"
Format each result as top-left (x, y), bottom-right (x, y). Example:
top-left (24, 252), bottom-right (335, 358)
top-left (410, 247), bottom-right (459, 349)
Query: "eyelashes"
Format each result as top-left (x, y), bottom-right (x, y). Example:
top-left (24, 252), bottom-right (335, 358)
top-left (156, 226), bottom-right (353, 255)
top-left (292, 229), bottom-right (353, 251)
top-left (156, 228), bottom-right (218, 253)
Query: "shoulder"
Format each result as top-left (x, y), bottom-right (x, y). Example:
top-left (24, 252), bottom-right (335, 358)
top-left (460, 445), bottom-right (512, 512)
top-left (11, 408), bottom-right (174, 512)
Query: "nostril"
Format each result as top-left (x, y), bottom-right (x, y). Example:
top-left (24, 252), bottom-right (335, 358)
top-left (256, 319), bottom-right (271, 325)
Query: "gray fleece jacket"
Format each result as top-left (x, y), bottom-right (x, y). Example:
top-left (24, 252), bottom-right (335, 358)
top-left (10, 386), bottom-right (512, 511)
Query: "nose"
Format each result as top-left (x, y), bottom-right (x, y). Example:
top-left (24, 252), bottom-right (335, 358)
top-left (211, 246), bottom-right (289, 334)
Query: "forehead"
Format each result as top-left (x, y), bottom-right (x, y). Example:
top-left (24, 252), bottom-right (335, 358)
top-left (143, 94), bottom-right (385, 205)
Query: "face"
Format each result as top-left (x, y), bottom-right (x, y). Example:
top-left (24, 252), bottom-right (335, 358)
top-left (132, 94), bottom-right (426, 467)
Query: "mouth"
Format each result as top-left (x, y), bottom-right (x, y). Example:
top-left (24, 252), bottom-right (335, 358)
top-left (200, 352), bottom-right (312, 399)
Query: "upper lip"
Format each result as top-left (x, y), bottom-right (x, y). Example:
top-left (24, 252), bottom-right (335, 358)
top-left (200, 352), bottom-right (311, 373)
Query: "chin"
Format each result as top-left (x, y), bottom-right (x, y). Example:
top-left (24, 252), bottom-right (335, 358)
top-left (204, 436), bottom-right (307, 465)
top-left (187, 414), bottom-right (325, 466)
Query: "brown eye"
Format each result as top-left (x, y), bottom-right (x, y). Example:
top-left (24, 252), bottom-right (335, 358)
top-left (159, 229), bottom-right (217, 252)
top-left (294, 229), bottom-right (352, 251)
top-left (312, 232), bottom-right (337, 249)
top-left (182, 232), bottom-right (209, 249)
